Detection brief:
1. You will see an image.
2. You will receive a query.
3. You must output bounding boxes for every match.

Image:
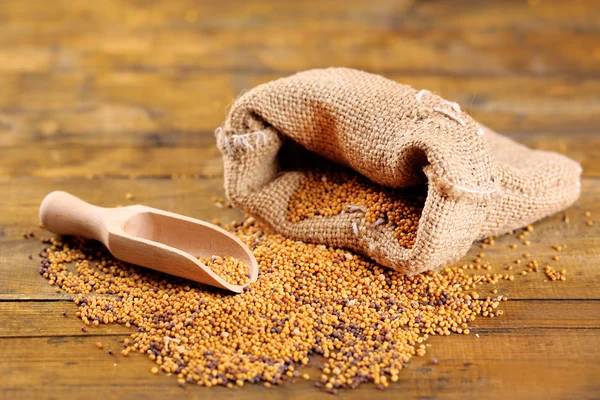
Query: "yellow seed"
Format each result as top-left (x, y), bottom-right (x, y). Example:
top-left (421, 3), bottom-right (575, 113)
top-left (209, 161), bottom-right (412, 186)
top-left (287, 168), bottom-right (423, 248)
top-left (34, 180), bottom-right (565, 391)
top-left (198, 256), bottom-right (249, 286)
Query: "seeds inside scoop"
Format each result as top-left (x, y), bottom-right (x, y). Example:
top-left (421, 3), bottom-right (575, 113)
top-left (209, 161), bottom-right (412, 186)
top-left (287, 168), bottom-right (424, 248)
top-left (199, 255), bottom-right (249, 286)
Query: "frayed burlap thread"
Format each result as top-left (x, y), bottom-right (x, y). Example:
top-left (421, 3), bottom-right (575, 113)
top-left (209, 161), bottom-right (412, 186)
top-left (216, 68), bottom-right (581, 274)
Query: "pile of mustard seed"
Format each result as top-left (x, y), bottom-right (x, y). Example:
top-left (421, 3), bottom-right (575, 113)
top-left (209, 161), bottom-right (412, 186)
top-left (287, 169), bottom-right (424, 248)
top-left (199, 255), bottom-right (249, 286)
top-left (38, 218), bottom-right (517, 393)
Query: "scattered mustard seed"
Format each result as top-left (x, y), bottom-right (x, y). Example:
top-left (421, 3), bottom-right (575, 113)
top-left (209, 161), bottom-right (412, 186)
top-left (36, 193), bottom-right (569, 391)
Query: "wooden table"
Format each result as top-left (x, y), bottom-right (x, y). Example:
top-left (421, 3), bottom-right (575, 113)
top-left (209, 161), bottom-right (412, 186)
top-left (1, 1), bottom-right (599, 399)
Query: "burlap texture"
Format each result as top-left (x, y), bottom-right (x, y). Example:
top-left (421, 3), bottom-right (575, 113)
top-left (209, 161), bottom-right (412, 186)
top-left (216, 68), bottom-right (581, 274)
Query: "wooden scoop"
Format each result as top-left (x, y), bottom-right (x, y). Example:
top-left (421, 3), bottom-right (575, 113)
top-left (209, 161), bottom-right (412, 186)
top-left (39, 191), bottom-right (258, 293)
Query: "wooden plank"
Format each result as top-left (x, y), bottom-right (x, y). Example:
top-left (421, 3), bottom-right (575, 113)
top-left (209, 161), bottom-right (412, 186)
top-left (1, 299), bottom-right (599, 339)
top-left (1, 0), bottom-right (598, 33)
top-left (0, 1), bottom-right (598, 77)
top-left (0, 302), bottom-right (131, 338)
top-left (404, 0), bottom-right (600, 30)
top-left (0, 330), bottom-right (598, 399)
top-left (0, 177), bottom-right (598, 300)
top-left (2, 73), bottom-right (600, 148)
top-left (0, 145), bottom-right (225, 179)
top-left (0, 133), bottom-right (598, 179)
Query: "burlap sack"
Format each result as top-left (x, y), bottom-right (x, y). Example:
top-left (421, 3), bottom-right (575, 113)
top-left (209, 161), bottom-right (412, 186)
top-left (216, 68), bottom-right (581, 274)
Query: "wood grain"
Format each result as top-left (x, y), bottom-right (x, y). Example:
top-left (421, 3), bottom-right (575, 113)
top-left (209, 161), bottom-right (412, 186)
top-left (0, 0), bottom-right (598, 77)
top-left (1, 0), bottom-right (599, 399)
top-left (1, 73), bottom-right (599, 150)
top-left (2, 300), bottom-right (599, 339)
top-left (1, 330), bottom-right (599, 400)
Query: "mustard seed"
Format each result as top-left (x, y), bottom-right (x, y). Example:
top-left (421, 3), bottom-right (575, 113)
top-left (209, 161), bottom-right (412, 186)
top-left (36, 210), bottom-right (566, 391)
top-left (287, 168), bottom-right (423, 248)
top-left (199, 256), bottom-right (249, 286)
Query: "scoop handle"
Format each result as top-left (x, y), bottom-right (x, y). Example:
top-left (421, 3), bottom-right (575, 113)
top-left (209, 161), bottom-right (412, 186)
top-left (39, 191), bottom-right (108, 243)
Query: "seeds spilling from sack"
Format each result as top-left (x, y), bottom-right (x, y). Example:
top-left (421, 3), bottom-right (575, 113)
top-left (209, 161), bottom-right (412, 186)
top-left (287, 169), bottom-right (424, 248)
top-left (35, 213), bottom-right (571, 393)
top-left (199, 255), bottom-right (249, 286)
